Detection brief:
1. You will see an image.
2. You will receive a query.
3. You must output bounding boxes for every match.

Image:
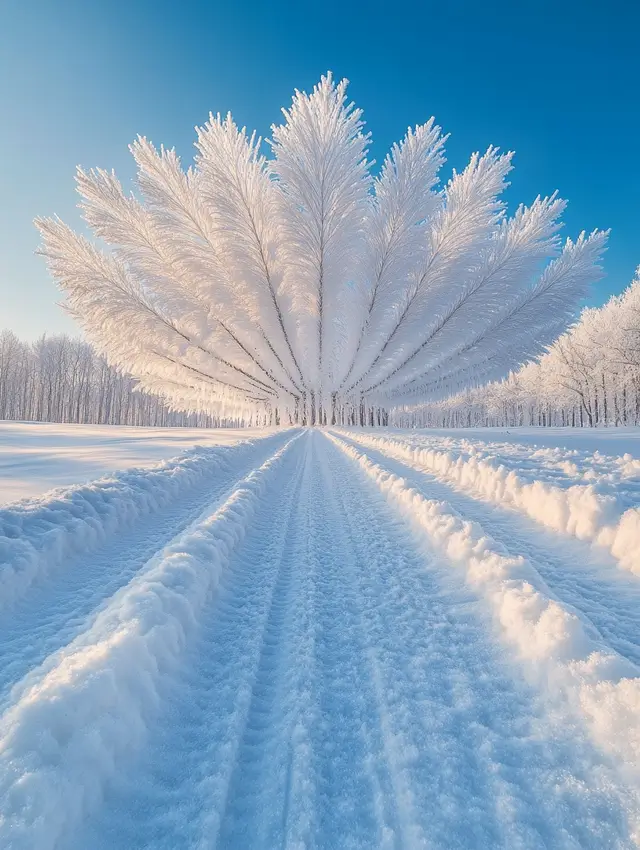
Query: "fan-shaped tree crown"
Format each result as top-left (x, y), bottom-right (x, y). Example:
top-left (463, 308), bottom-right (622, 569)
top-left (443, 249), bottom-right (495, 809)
top-left (37, 73), bottom-right (607, 425)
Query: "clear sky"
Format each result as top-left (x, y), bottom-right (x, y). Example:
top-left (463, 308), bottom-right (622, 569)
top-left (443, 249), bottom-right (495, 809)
top-left (0, 0), bottom-right (637, 339)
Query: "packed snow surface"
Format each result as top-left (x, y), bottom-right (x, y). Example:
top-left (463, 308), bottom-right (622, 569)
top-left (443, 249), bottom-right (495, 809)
top-left (1, 426), bottom-right (640, 848)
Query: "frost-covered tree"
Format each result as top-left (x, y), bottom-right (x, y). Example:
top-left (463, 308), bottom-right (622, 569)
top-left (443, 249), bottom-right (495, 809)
top-left (37, 74), bottom-right (607, 425)
top-left (0, 330), bottom-right (237, 427)
top-left (397, 269), bottom-right (640, 429)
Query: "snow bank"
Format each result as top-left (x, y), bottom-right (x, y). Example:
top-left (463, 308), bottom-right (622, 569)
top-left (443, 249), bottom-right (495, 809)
top-left (374, 430), bottom-right (640, 505)
top-left (328, 433), bottom-right (640, 791)
top-left (0, 433), bottom-right (286, 609)
top-left (0, 432), bottom-right (300, 850)
top-left (339, 430), bottom-right (640, 576)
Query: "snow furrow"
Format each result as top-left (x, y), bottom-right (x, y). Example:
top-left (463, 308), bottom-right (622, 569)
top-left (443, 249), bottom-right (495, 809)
top-left (0, 433), bottom-right (301, 850)
top-left (215, 442), bottom-right (318, 850)
top-left (328, 433), bottom-right (640, 810)
top-left (0, 432), bottom-right (292, 609)
top-left (336, 433), bottom-right (640, 671)
top-left (303, 443), bottom-right (404, 849)
top-left (337, 430), bottom-right (640, 576)
top-left (0, 432), bottom-right (291, 709)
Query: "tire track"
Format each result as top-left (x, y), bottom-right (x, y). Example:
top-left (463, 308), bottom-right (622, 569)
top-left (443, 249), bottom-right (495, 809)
top-left (0, 433), bottom-right (291, 708)
top-left (304, 435), bottom-right (390, 850)
top-left (337, 432), bottom-right (640, 668)
top-left (324, 431), bottom-right (638, 849)
top-left (217, 436), bottom-right (317, 850)
top-left (73, 432), bottom-right (309, 850)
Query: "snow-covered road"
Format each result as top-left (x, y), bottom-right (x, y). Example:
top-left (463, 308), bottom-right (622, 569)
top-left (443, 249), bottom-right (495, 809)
top-left (1, 428), bottom-right (640, 849)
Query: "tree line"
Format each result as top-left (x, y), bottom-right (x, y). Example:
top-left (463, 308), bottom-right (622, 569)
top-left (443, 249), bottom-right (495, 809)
top-left (0, 331), bottom-right (248, 428)
top-left (392, 271), bottom-right (640, 429)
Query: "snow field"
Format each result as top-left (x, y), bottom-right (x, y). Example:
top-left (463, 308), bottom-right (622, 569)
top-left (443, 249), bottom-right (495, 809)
top-left (340, 436), bottom-right (640, 674)
top-left (328, 432), bottom-right (640, 805)
top-left (0, 433), bottom-right (288, 610)
top-left (1, 427), bottom-right (640, 847)
top-left (340, 430), bottom-right (640, 576)
top-left (0, 431), bottom-right (296, 714)
top-left (0, 432), bottom-right (302, 850)
top-left (386, 426), bottom-right (640, 458)
top-left (0, 422), bottom-right (280, 504)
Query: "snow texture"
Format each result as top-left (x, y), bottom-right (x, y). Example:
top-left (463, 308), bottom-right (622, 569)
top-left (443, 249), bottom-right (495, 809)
top-left (0, 430), bottom-right (288, 609)
top-left (339, 429), bottom-right (640, 576)
top-left (0, 432), bottom-right (300, 849)
top-left (329, 433), bottom-right (640, 777)
top-left (0, 427), bottom-right (639, 848)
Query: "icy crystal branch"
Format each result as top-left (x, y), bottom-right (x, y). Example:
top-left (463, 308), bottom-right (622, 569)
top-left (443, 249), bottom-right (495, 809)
top-left (36, 73), bottom-right (607, 424)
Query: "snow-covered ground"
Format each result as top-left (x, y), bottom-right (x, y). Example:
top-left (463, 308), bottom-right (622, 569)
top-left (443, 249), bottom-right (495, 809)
top-left (1, 425), bottom-right (640, 848)
top-left (404, 425), bottom-right (640, 456)
top-left (0, 421), bottom-right (277, 503)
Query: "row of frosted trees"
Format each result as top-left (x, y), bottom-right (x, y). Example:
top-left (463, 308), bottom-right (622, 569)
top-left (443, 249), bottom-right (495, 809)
top-left (0, 331), bottom-right (250, 427)
top-left (0, 329), bottom-right (384, 428)
top-left (393, 272), bottom-right (640, 429)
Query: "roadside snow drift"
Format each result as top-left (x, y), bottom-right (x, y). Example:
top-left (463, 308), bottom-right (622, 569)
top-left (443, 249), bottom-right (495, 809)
top-left (0, 433), bottom-right (288, 610)
top-left (339, 430), bottom-right (640, 576)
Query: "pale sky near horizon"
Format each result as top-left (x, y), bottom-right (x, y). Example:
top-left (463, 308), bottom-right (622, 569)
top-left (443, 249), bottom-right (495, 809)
top-left (0, 0), bottom-right (638, 340)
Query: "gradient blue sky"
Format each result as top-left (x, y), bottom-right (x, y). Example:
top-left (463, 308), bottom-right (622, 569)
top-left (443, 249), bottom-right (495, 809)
top-left (0, 0), bottom-right (637, 339)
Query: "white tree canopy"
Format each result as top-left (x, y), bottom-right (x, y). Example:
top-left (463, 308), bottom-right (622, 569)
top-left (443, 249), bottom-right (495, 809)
top-left (36, 73), bottom-right (607, 423)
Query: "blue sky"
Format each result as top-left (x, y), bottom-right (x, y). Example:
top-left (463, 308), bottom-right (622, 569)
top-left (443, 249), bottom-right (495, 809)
top-left (0, 0), bottom-right (637, 339)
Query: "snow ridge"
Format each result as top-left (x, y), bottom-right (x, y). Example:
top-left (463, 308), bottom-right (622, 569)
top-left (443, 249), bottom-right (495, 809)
top-left (339, 430), bottom-right (640, 576)
top-left (0, 433), bottom-right (288, 609)
top-left (328, 433), bottom-right (640, 804)
top-left (0, 432), bottom-right (300, 850)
